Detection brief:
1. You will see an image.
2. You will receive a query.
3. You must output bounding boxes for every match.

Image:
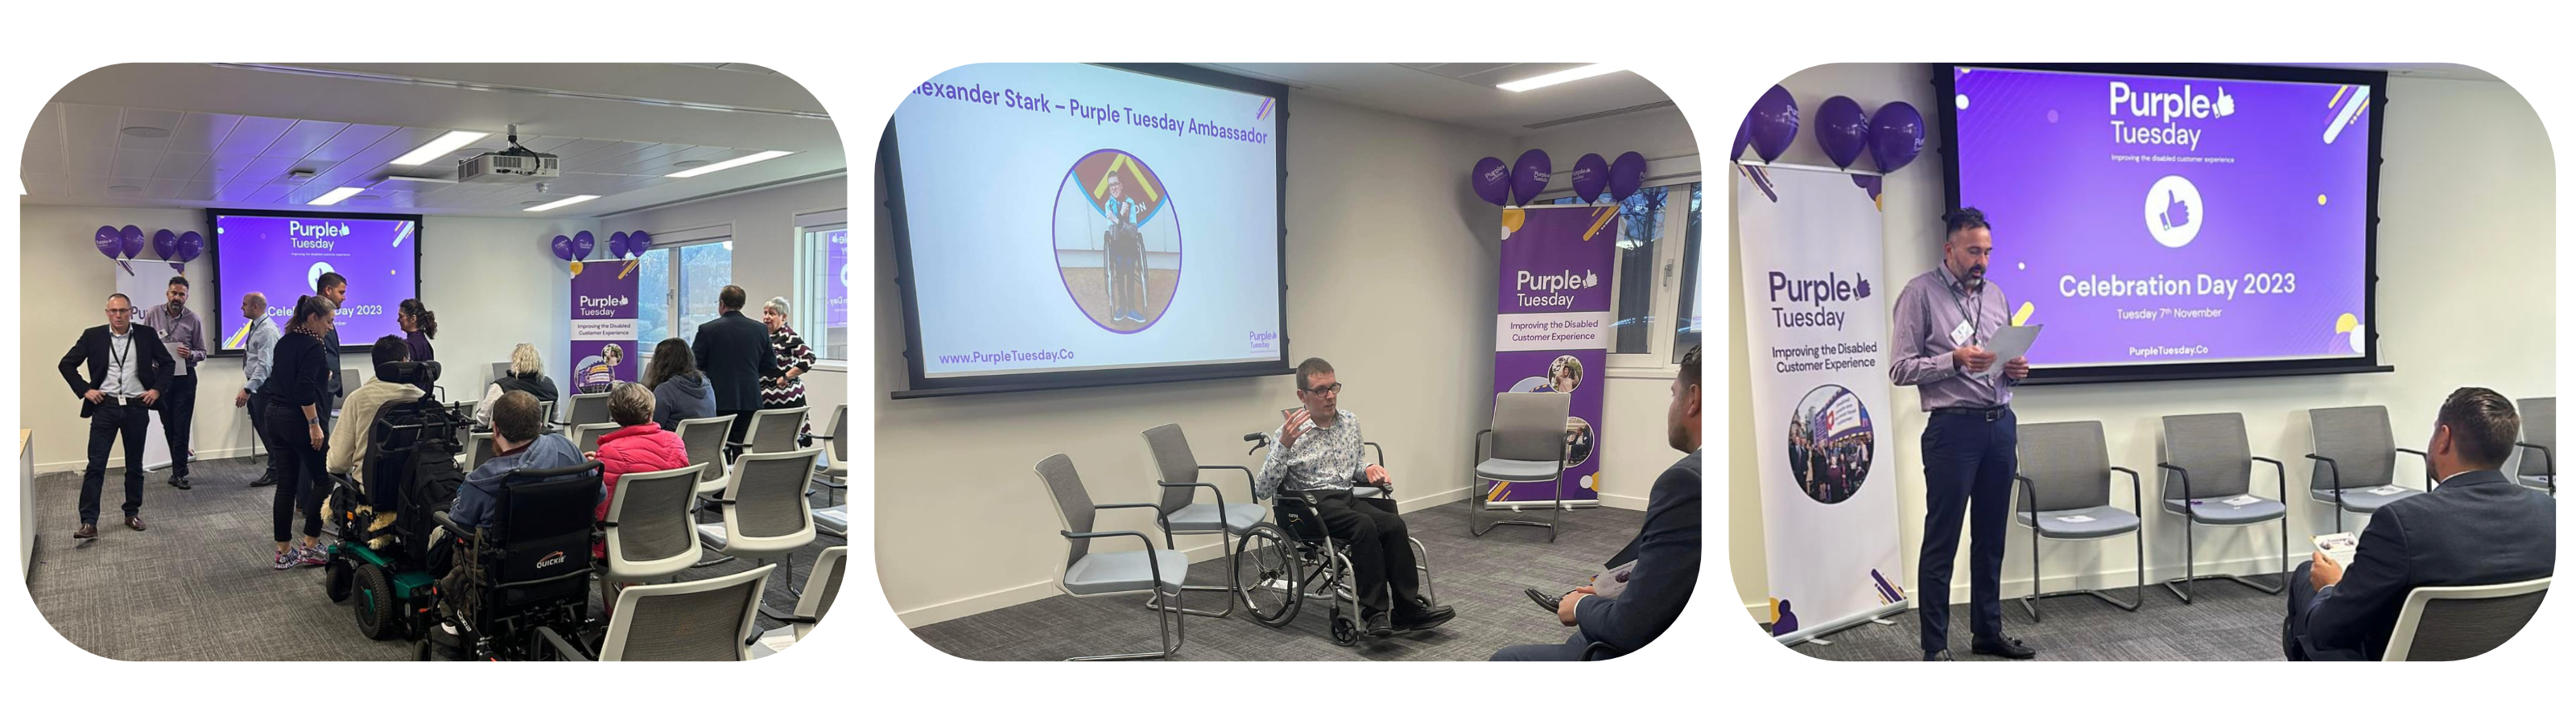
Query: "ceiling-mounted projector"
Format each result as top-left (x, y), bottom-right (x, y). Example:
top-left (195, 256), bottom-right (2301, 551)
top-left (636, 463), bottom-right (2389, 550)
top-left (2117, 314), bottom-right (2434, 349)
top-left (456, 124), bottom-right (559, 183)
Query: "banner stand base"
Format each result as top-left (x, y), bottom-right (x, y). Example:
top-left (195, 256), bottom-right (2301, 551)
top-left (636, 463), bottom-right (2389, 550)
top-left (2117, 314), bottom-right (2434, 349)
top-left (1774, 601), bottom-right (1907, 648)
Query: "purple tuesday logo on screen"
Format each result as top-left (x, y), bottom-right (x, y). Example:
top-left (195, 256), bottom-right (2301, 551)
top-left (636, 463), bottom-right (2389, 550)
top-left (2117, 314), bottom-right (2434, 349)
top-left (1953, 67), bottom-right (2371, 366)
top-left (214, 213), bottom-right (419, 352)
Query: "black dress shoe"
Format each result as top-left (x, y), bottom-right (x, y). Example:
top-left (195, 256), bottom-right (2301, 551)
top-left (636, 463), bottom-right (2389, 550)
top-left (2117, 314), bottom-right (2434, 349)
top-left (1923, 650), bottom-right (1954, 661)
top-left (168, 475), bottom-right (191, 490)
top-left (1524, 588), bottom-right (1564, 613)
top-left (73, 524), bottom-right (98, 539)
top-left (1972, 636), bottom-right (2036, 659)
top-left (126, 516), bottom-right (147, 532)
top-left (1364, 612), bottom-right (1395, 638)
top-left (1396, 605), bottom-right (1457, 632)
top-left (250, 474), bottom-right (277, 487)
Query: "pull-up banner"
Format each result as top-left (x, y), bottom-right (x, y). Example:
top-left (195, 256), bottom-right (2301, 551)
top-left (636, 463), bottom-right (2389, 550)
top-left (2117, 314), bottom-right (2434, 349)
top-left (1485, 204), bottom-right (1615, 504)
top-left (569, 260), bottom-right (639, 395)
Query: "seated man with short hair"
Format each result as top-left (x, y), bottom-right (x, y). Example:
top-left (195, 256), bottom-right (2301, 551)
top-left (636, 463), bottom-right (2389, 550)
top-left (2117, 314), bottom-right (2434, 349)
top-left (324, 336), bottom-right (425, 500)
top-left (1256, 357), bottom-right (1455, 637)
top-left (449, 390), bottom-right (592, 532)
top-left (2284, 387), bottom-right (2556, 660)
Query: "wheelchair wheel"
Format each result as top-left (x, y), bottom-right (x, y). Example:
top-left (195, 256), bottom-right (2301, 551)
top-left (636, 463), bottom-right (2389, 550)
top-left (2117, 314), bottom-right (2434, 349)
top-left (1233, 523), bottom-right (1301, 628)
top-left (353, 564), bottom-right (400, 640)
top-left (1329, 614), bottom-right (1360, 647)
top-left (324, 556), bottom-right (354, 603)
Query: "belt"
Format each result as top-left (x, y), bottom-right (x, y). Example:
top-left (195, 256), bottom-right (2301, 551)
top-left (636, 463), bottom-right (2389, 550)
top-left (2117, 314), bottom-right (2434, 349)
top-left (1930, 405), bottom-right (2010, 422)
top-left (96, 395), bottom-right (145, 408)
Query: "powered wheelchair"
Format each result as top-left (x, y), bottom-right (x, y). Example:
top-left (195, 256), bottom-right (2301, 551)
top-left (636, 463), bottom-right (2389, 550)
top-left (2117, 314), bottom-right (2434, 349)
top-left (1226, 431), bottom-right (1439, 646)
top-left (316, 360), bottom-right (605, 660)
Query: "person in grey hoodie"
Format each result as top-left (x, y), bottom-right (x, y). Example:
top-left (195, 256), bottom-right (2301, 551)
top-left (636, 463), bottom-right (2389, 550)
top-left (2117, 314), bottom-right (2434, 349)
top-left (642, 338), bottom-right (717, 431)
top-left (448, 390), bottom-right (594, 532)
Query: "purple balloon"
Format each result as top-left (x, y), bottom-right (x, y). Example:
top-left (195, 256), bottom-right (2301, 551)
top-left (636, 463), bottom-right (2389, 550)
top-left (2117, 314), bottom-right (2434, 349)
top-left (629, 231), bottom-right (651, 254)
top-left (1469, 157), bottom-right (1511, 206)
top-left (1868, 101), bottom-right (1926, 174)
top-left (1748, 85), bottom-right (1800, 163)
top-left (609, 231), bottom-right (630, 259)
top-left (1814, 96), bottom-right (1870, 169)
top-left (95, 226), bottom-right (122, 260)
top-left (1608, 151), bottom-right (1647, 200)
top-left (1509, 150), bottom-right (1551, 206)
top-left (1732, 114), bottom-right (1752, 162)
top-left (1852, 174), bottom-right (1883, 200)
top-left (572, 230), bottom-right (596, 260)
top-left (176, 231), bottom-right (204, 263)
top-left (1568, 154), bottom-right (1610, 202)
top-left (119, 225), bottom-right (146, 259)
top-left (151, 229), bottom-right (178, 261)
top-left (551, 234), bottom-right (575, 261)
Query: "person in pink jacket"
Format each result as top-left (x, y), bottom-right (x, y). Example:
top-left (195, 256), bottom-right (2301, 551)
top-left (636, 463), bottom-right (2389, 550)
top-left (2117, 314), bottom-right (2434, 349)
top-left (588, 382), bottom-right (691, 562)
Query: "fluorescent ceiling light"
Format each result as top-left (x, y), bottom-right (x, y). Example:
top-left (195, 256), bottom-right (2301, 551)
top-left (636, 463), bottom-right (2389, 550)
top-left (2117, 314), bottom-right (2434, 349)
top-left (524, 195), bottom-right (600, 212)
top-left (389, 130), bottom-right (492, 166)
top-left (666, 150), bottom-right (793, 178)
top-left (308, 187), bottom-right (368, 206)
top-left (1497, 64), bottom-right (1623, 93)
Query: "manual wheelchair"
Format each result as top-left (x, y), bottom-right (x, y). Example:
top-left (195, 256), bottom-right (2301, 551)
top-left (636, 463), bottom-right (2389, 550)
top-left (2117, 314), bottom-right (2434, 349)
top-left (1226, 431), bottom-right (1439, 646)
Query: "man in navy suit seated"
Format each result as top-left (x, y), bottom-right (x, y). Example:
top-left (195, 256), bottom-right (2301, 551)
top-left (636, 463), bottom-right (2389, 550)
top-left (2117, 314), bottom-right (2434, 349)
top-left (2285, 387), bottom-right (2557, 660)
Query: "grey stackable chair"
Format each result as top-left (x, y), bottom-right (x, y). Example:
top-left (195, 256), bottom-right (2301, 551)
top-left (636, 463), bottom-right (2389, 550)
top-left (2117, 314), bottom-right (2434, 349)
top-left (541, 564), bottom-right (774, 661)
top-left (1034, 453), bottom-right (1187, 660)
top-left (694, 449), bottom-right (824, 605)
top-left (334, 368), bottom-right (358, 416)
top-left (811, 405), bottom-right (848, 507)
top-left (675, 415), bottom-right (737, 492)
top-left (753, 546), bottom-right (846, 658)
top-left (2012, 421), bottom-right (2145, 621)
top-left (728, 406), bottom-right (808, 459)
top-left (2157, 412), bottom-right (2290, 603)
top-left (2514, 397), bottom-right (2553, 495)
top-left (488, 361), bottom-right (510, 390)
top-left (601, 463), bottom-right (710, 615)
top-left (1471, 392), bottom-right (1573, 542)
top-left (537, 401), bottom-right (555, 431)
top-left (2382, 578), bottom-right (2551, 661)
top-left (563, 392), bottom-right (612, 426)
top-left (2306, 405), bottom-right (2430, 533)
top-left (570, 422), bottom-right (618, 453)
top-left (467, 431), bottom-right (497, 471)
top-left (1139, 423), bottom-right (1268, 619)
top-left (811, 503), bottom-right (847, 540)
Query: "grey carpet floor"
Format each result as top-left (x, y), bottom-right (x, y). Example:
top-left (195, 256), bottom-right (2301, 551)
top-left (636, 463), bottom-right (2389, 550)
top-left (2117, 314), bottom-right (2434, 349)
top-left (1781, 576), bottom-right (2297, 661)
top-left (909, 499), bottom-right (1644, 660)
top-left (25, 455), bottom-right (847, 660)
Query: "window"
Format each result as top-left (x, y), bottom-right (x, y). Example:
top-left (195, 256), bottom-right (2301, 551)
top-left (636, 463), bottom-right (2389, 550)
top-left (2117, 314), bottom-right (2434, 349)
top-left (795, 209), bottom-right (850, 361)
top-left (1545, 181), bottom-right (1702, 370)
top-left (636, 237), bottom-right (734, 347)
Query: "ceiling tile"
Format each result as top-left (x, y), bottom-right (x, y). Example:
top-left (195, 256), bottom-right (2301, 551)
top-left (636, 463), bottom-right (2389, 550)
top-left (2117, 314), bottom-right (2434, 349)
top-left (168, 113), bottom-right (242, 154)
top-left (262, 119), bottom-right (351, 159)
top-left (308, 123), bottom-right (400, 163)
top-left (110, 149), bottom-right (164, 178)
top-left (194, 154), bottom-right (257, 184)
top-left (215, 117), bottom-right (296, 157)
top-left (151, 151), bottom-right (210, 180)
top-left (116, 108), bottom-right (185, 152)
top-left (63, 104), bottom-right (124, 150)
top-left (146, 178), bottom-right (187, 198)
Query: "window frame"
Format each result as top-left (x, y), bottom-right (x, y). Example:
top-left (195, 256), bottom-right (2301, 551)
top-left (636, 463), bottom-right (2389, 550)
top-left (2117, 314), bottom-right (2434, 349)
top-left (1534, 177), bottom-right (1702, 377)
top-left (634, 230), bottom-right (736, 361)
top-left (793, 207), bottom-right (851, 367)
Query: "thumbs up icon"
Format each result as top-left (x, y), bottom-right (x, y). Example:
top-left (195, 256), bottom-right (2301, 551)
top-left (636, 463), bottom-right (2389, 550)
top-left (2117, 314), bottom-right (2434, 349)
top-left (1583, 271), bottom-right (1600, 288)
top-left (2160, 190), bottom-right (2193, 230)
top-left (2215, 87), bottom-right (2235, 117)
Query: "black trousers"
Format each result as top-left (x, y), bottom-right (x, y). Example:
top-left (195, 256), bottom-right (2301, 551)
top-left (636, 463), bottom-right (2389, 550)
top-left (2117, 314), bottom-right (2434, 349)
top-left (1305, 491), bottom-right (1427, 620)
top-left (1917, 408), bottom-right (2017, 653)
top-left (721, 409), bottom-right (753, 461)
top-left (2284, 560), bottom-right (2320, 660)
top-left (79, 402), bottom-right (151, 524)
top-left (157, 374), bottom-right (198, 477)
top-left (262, 401), bottom-right (326, 543)
top-left (246, 393), bottom-right (270, 478)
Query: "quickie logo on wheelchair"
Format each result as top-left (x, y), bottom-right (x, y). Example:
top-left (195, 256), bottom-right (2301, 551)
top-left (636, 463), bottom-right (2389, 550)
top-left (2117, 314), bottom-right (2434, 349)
top-left (535, 550), bottom-right (569, 570)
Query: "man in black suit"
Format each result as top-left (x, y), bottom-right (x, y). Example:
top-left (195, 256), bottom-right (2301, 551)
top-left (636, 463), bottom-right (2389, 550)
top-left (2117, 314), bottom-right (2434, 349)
top-left (1494, 345), bottom-right (1702, 660)
top-left (2284, 387), bottom-right (2557, 660)
top-left (58, 294), bottom-right (175, 538)
top-left (691, 284), bottom-right (782, 453)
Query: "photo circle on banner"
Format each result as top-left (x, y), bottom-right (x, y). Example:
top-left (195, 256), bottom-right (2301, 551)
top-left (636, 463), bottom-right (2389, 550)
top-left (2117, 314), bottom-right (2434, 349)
top-left (1052, 148), bottom-right (1181, 334)
top-left (1563, 416), bottom-right (1595, 469)
top-left (1788, 384), bottom-right (1877, 504)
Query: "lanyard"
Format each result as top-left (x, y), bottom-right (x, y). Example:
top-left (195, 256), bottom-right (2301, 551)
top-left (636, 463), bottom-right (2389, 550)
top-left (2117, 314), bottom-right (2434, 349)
top-left (107, 332), bottom-right (131, 395)
top-left (1938, 265), bottom-right (1984, 347)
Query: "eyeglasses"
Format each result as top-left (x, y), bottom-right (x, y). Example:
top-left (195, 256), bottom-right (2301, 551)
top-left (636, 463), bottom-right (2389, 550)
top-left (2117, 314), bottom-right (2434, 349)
top-left (1301, 383), bottom-right (1344, 396)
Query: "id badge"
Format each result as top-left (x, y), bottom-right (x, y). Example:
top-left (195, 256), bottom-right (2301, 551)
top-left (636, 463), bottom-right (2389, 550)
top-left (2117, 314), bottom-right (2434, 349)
top-left (1949, 319), bottom-right (1975, 347)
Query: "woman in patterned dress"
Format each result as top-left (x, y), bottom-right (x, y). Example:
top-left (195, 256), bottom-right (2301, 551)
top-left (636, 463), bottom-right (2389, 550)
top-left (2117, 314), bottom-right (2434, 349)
top-left (758, 296), bottom-right (817, 444)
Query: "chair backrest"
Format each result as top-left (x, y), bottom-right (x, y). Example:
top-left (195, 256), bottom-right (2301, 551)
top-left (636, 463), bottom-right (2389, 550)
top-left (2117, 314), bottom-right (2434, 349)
top-left (337, 368), bottom-right (359, 406)
top-left (2384, 578), bottom-right (2551, 661)
top-left (2017, 421), bottom-right (2113, 512)
top-left (468, 431), bottom-right (497, 471)
top-left (483, 463), bottom-right (605, 600)
top-left (748, 407), bottom-right (807, 454)
top-left (795, 546), bottom-right (848, 636)
top-left (1033, 454), bottom-right (1096, 569)
top-left (1141, 423), bottom-right (1199, 513)
top-left (725, 448), bottom-right (824, 544)
top-left (825, 405), bottom-right (849, 463)
top-left (2309, 406), bottom-right (2396, 492)
top-left (2518, 397), bottom-right (2554, 478)
top-left (566, 393), bottom-right (613, 426)
top-left (675, 415), bottom-right (737, 484)
top-left (1489, 393), bottom-right (1573, 463)
top-left (2161, 413), bottom-right (2252, 501)
top-left (539, 400), bottom-right (556, 426)
top-left (489, 361), bottom-right (511, 389)
top-left (602, 564), bottom-right (772, 661)
top-left (572, 422), bottom-right (619, 452)
top-left (605, 463), bottom-right (708, 567)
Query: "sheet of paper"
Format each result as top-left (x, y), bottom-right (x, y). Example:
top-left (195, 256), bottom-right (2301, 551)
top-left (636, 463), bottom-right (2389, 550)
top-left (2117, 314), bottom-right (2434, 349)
top-left (2054, 515), bottom-right (2096, 524)
top-left (2222, 494), bottom-right (2262, 506)
top-left (1966, 323), bottom-right (2042, 380)
top-left (2313, 533), bottom-right (2360, 570)
top-left (2368, 485), bottom-right (2405, 496)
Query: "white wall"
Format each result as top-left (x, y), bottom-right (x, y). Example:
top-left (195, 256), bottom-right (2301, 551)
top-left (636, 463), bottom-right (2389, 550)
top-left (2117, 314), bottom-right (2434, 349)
top-left (1512, 107), bottom-right (1703, 509)
top-left (15, 204), bottom-right (585, 472)
top-left (1727, 64), bottom-right (2557, 619)
top-left (597, 176), bottom-right (849, 418)
top-left (873, 96), bottom-right (1512, 627)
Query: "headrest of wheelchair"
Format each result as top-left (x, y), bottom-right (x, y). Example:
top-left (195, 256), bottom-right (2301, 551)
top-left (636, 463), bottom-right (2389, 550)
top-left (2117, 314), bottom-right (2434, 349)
top-left (378, 360), bottom-right (441, 385)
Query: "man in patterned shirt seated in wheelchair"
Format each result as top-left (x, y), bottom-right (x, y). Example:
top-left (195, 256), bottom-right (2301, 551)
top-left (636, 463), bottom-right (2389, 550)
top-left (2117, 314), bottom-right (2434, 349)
top-left (1256, 357), bottom-right (1457, 638)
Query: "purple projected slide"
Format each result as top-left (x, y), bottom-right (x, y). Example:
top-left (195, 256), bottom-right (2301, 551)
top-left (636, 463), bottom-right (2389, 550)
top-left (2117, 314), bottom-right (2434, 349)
top-left (213, 212), bottom-right (419, 352)
top-left (1954, 67), bottom-right (2371, 366)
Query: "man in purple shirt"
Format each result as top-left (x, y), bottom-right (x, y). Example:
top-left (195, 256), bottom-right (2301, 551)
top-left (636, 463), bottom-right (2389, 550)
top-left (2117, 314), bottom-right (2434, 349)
top-left (1889, 208), bottom-right (2032, 660)
top-left (138, 275), bottom-right (208, 490)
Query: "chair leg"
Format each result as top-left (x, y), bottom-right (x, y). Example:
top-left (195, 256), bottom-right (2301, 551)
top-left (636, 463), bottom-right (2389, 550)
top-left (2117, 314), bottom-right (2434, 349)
top-left (1147, 533), bottom-right (1238, 619)
top-left (2020, 524), bottom-right (2043, 623)
top-left (1070, 586), bottom-right (1180, 661)
top-left (2164, 520), bottom-right (2285, 600)
top-left (2162, 520), bottom-right (2196, 604)
top-left (1471, 478), bottom-right (1564, 540)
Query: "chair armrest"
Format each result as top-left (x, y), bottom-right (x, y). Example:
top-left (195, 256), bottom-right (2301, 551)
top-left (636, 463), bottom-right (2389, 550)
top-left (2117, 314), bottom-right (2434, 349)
top-left (1157, 480), bottom-right (1229, 513)
top-left (2304, 454), bottom-right (2343, 498)
top-left (2013, 474), bottom-right (2035, 513)
top-left (2109, 466), bottom-right (2144, 512)
top-left (2156, 463), bottom-right (2192, 504)
top-left (1092, 502), bottom-right (1159, 511)
top-left (537, 626), bottom-right (592, 661)
top-left (432, 510), bottom-right (473, 538)
top-left (1199, 464), bottom-right (1257, 498)
top-left (1363, 442), bottom-right (1386, 468)
top-left (2512, 442), bottom-right (2553, 477)
top-left (2393, 447), bottom-right (2434, 487)
top-left (2252, 456), bottom-right (2287, 500)
top-left (1060, 529), bottom-right (1166, 582)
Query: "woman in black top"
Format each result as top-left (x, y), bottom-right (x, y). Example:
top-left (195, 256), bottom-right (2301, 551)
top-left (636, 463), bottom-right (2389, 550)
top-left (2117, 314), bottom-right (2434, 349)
top-left (261, 295), bottom-right (337, 570)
